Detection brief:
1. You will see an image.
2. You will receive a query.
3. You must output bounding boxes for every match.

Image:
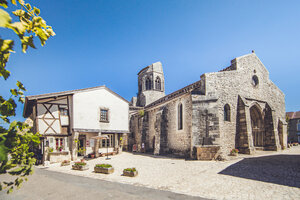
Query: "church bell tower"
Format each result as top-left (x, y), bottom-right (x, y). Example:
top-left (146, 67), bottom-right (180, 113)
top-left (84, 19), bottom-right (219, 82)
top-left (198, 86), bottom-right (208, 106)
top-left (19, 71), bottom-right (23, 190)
top-left (137, 62), bottom-right (165, 107)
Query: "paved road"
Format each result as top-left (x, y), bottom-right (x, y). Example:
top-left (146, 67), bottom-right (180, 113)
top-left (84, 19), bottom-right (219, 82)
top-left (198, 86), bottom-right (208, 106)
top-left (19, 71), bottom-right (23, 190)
top-left (0, 168), bottom-right (208, 200)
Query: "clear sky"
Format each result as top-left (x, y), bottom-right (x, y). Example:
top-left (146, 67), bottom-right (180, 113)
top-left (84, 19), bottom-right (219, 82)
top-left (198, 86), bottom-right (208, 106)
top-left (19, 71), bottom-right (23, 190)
top-left (1, 0), bottom-right (300, 123)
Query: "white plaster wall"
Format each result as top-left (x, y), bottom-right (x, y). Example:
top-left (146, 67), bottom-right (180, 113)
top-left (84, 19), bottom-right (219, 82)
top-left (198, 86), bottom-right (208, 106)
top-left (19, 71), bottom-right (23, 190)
top-left (60, 116), bottom-right (69, 126)
top-left (37, 103), bottom-right (61, 134)
top-left (73, 88), bottom-right (129, 131)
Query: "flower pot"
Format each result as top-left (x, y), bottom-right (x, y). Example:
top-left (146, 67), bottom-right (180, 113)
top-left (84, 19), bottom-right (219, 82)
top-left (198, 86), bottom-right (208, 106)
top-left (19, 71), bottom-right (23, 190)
top-left (230, 152), bottom-right (238, 156)
top-left (123, 170), bottom-right (138, 177)
top-left (61, 162), bottom-right (70, 166)
top-left (94, 167), bottom-right (114, 174)
top-left (72, 164), bottom-right (89, 171)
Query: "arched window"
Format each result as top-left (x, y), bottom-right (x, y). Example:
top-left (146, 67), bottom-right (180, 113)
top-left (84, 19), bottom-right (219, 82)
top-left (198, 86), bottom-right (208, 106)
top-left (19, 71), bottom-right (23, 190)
top-left (145, 78), bottom-right (152, 90)
top-left (224, 104), bottom-right (230, 121)
top-left (155, 77), bottom-right (161, 91)
top-left (178, 103), bottom-right (183, 130)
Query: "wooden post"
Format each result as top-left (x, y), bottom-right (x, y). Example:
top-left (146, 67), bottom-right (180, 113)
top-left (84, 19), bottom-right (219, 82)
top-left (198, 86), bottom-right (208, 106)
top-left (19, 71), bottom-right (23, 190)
top-left (95, 139), bottom-right (99, 157)
top-left (71, 132), bottom-right (79, 161)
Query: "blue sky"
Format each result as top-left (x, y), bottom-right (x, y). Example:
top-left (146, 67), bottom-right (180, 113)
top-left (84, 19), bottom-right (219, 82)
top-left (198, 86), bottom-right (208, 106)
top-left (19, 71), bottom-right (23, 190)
top-left (1, 0), bottom-right (300, 123)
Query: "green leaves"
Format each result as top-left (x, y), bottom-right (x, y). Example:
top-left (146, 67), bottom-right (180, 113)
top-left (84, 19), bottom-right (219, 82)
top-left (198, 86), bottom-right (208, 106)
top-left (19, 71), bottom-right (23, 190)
top-left (0, 0), bottom-right (8, 8)
top-left (0, 39), bottom-right (14, 80)
top-left (0, 137), bottom-right (8, 161)
top-left (33, 7), bottom-right (39, 15)
top-left (0, 120), bottom-right (40, 193)
top-left (0, 8), bottom-right (11, 27)
top-left (0, 0), bottom-right (52, 194)
top-left (16, 80), bottom-right (25, 91)
top-left (21, 35), bottom-right (35, 53)
top-left (10, 0), bottom-right (16, 5)
top-left (1, 1), bottom-right (55, 58)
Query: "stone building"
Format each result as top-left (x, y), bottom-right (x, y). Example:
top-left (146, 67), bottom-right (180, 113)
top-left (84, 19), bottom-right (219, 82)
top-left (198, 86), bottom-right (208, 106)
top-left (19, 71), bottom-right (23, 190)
top-left (129, 52), bottom-right (287, 159)
top-left (286, 111), bottom-right (300, 143)
top-left (23, 86), bottom-right (129, 163)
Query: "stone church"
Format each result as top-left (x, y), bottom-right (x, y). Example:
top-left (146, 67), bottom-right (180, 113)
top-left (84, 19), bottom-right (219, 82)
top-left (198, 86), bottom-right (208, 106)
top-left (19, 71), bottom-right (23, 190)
top-left (129, 52), bottom-right (287, 160)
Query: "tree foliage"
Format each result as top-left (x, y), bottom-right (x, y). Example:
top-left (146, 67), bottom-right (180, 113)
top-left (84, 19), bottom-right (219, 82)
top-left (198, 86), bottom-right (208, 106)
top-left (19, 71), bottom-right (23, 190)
top-left (0, 0), bottom-right (54, 194)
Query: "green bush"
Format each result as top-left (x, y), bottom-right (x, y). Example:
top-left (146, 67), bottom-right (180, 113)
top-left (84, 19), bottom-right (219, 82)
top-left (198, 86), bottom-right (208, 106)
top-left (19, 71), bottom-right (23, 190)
top-left (74, 162), bottom-right (86, 166)
top-left (95, 164), bottom-right (112, 168)
top-left (123, 167), bottom-right (136, 172)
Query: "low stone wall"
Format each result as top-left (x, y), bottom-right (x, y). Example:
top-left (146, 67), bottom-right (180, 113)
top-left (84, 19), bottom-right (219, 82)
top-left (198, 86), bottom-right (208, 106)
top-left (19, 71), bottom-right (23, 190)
top-left (195, 145), bottom-right (220, 160)
top-left (48, 152), bottom-right (71, 163)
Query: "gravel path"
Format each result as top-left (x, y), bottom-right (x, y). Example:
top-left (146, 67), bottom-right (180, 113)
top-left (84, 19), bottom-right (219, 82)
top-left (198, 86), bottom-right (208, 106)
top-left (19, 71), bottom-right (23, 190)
top-left (42, 146), bottom-right (300, 200)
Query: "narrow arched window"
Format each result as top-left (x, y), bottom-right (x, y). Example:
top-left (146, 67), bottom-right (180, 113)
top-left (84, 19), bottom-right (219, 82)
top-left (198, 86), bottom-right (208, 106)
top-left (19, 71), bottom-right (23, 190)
top-left (224, 104), bottom-right (231, 121)
top-left (145, 78), bottom-right (152, 90)
top-left (155, 77), bottom-right (161, 91)
top-left (178, 103), bottom-right (183, 130)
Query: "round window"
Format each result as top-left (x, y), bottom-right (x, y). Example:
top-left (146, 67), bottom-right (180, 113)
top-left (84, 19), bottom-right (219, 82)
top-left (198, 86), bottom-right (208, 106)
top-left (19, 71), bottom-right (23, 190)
top-left (252, 75), bottom-right (259, 87)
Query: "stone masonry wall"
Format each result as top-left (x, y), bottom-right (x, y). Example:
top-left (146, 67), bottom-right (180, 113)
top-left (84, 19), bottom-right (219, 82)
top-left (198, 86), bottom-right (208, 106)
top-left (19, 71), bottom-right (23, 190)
top-left (191, 92), bottom-right (220, 158)
top-left (204, 53), bottom-right (287, 156)
top-left (288, 119), bottom-right (299, 143)
top-left (130, 93), bottom-right (193, 157)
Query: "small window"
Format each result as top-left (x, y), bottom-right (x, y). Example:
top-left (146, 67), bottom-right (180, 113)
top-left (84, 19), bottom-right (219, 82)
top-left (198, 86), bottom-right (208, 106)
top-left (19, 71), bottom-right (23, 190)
top-left (55, 138), bottom-right (65, 151)
top-left (155, 77), bottom-right (161, 91)
top-left (178, 103), bottom-right (183, 130)
top-left (100, 109), bottom-right (109, 122)
top-left (224, 104), bottom-right (231, 121)
top-left (145, 77), bottom-right (152, 90)
top-left (297, 122), bottom-right (300, 131)
top-left (252, 75), bottom-right (259, 87)
top-left (60, 108), bottom-right (68, 116)
top-left (101, 134), bottom-right (114, 147)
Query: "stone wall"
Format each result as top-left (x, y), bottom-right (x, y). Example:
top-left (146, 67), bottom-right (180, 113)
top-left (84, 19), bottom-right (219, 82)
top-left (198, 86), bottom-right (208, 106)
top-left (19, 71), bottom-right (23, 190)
top-left (191, 92), bottom-right (220, 158)
top-left (129, 53), bottom-right (287, 160)
top-left (204, 53), bottom-right (287, 156)
top-left (130, 93), bottom-right (193, 157)
top-left (288, 118), bottom-right (300, 143)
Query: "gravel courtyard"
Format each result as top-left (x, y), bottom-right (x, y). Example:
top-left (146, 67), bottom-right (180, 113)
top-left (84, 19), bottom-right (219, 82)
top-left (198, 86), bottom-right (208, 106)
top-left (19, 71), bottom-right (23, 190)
top-left (42, 147), bottom-right (300, 200)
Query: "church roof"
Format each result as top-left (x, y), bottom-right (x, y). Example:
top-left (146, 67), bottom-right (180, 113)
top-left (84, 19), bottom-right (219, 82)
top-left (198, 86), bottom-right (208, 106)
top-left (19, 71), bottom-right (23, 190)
top-left (25, 85), bottom-right (129, 103)
top-left (286, 111), bottom-right (300, 119)
top-left (23, 85), bottom-right (129, 117)
top-left (145, 80), bottom-right (203, 109)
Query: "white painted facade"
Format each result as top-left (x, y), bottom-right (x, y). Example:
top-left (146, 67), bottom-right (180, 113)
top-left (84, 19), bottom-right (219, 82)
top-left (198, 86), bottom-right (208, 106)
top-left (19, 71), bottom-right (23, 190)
top-left (24, 85), bottom-right (130, 163)
top-left (73, 88), bottom-right (129, 132)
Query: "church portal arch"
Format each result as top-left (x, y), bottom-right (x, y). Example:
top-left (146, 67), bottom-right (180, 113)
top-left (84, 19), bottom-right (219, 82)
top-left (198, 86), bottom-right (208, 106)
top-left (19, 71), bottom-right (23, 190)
top-left (250, 105), bottom-right (264, 147)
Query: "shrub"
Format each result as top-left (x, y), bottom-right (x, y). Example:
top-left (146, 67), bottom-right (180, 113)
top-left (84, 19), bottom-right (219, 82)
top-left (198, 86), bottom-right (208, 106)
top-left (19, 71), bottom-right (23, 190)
top-left (74, 161), bottom-right (86, 166)
top-left (95, 164), bottom-right (112, 168)
top-left (56, 146), bottom-right (64, 151)
top-left (48, 147), bottom-right (54, 153)
top-left (123, 167), bottom-right (136, 172)
top-left (230, 148), bottom-right (239, 154)
top-left (139, 110), bottom-right (144, 117)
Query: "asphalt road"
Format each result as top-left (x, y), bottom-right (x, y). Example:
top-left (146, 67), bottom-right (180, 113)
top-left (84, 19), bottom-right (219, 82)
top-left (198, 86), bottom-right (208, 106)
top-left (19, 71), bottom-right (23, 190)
top-left (0, 168), bottom-right (208, 200)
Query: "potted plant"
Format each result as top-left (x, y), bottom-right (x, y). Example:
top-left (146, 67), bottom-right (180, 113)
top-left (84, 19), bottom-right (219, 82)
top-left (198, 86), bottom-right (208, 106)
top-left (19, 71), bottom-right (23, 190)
top-left (72, 160), bottom-right (89, 171)
top-left (230, 148), bottom-right (239, 156)
top-left (61, 160), bottom-right (70, 166)
top-left (57, 146), bottom-right (64, 152)
top-left (94, 163), bottom-right (114, 174)
top-left (88, 153), bottom-right (95, 158)
top-left (48, 147), bottom-right (54, 153)
top-left (123, 167), bottom-right (138, 177)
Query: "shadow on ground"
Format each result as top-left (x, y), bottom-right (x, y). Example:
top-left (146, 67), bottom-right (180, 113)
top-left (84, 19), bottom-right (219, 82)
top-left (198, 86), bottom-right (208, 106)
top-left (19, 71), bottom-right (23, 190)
top-left (219, 154), bottom-right (300, 188)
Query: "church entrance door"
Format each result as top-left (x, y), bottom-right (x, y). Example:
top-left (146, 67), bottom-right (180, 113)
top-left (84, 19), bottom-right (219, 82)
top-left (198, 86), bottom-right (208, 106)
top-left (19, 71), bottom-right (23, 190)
top-left (250, 105), bottom-right (264, 147)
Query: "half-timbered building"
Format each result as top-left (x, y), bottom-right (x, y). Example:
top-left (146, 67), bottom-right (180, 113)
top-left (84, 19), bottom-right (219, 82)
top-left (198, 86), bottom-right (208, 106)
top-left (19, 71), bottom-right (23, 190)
top-left (23, 86), bottom-right (129, 163)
